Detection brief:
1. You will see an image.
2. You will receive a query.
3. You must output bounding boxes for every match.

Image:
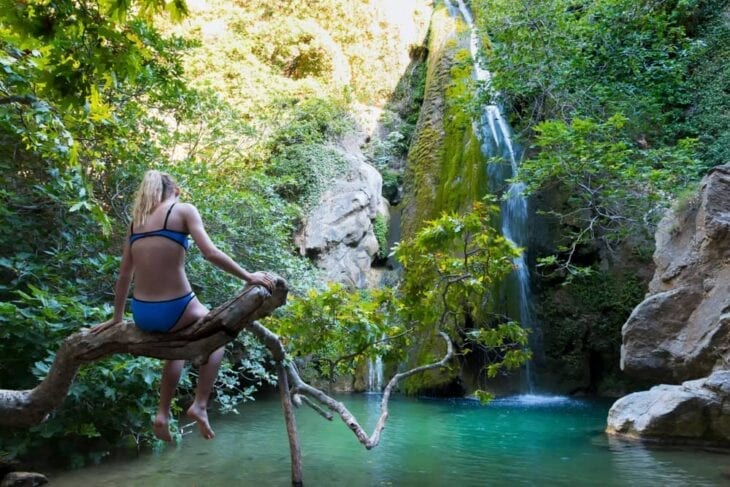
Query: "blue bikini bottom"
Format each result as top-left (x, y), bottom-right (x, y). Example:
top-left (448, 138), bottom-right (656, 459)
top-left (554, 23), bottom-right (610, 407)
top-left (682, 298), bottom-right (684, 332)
top-left (131, 292), bottom-right (195, 333)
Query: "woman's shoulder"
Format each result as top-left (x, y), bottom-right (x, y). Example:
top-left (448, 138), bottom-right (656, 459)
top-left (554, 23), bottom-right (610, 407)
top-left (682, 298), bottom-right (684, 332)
top-left (176, 202), bottom-right (202, 219)
top-left (176, 202), bottom-right (197, 212)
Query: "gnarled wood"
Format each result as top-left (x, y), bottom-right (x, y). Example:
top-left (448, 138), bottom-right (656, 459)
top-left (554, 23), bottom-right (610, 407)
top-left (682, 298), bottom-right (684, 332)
top-left (245, 322), bottom-right (455, 450)
top-left (289, 332), bottom-right (453, 450)
top-left (0, 279), bottom-right (288, 428)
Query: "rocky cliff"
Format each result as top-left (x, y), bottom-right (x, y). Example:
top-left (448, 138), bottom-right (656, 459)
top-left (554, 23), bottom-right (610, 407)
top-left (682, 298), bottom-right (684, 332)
top-left (400, 4), bottom-right (488, 239)
top-left (607, 370), bottom-right (730, 445)
top-left (620, 165), bottom-right (730, 382)
top-left (608, 164), bottom-right (730, 445)
top-left (295, 1), bottom-right (431, 289)
top-left (296, 138), bottom-right (388, 289)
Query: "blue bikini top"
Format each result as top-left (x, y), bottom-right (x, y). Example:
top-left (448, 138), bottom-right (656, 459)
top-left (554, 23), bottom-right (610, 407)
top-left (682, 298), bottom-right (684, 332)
top-left (129, 203), bottom-right (190, 250)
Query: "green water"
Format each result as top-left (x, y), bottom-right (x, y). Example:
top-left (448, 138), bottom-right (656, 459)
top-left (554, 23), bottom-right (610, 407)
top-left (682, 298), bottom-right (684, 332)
top-left (49, 394), bottom-right (728, 486)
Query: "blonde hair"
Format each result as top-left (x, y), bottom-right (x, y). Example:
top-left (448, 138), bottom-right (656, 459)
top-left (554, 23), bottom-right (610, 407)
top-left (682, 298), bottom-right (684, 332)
top-left (131, 170), bottom-right (176, 228)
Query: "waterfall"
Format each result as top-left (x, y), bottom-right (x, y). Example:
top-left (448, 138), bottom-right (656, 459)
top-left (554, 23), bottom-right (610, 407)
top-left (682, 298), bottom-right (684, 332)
top-left (367, 356), bottom-right (384, 392)
top-left (445, 0), bottom-right (536, 392)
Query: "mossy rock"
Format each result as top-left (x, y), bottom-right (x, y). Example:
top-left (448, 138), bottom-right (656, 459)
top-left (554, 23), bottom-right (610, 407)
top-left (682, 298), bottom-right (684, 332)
top-left (401, 6), bottom-right (486, 239)
top-left (401, 330), bottom-right (461, 396)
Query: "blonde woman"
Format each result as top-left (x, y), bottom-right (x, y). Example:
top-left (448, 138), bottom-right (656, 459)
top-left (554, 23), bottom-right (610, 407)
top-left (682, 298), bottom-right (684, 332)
top-left (92, 170), bottom-right (275, 442)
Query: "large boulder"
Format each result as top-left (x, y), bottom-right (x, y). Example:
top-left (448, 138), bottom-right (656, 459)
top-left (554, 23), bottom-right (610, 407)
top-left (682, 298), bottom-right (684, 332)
top-left (620, 164), bottom-right (730, 383)
top-left (296, 143), bottom-right (387, 289)
top-left (606, 370), bottom-right (730, 445)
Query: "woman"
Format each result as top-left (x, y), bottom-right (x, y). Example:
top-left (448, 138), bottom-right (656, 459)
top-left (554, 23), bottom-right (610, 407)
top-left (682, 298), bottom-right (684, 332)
top-left (92, 170), bottom-right (275, 442)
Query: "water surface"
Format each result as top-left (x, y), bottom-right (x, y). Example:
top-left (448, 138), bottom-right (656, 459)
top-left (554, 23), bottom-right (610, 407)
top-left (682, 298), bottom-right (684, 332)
top-left (49, 394), bottom-right (729, 486)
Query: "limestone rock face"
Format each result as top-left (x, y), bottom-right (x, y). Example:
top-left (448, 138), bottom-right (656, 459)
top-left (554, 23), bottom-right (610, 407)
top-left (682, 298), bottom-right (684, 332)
top-left (606, 370), bottom-right (730, 445)
top-left (620, 164), bottom-right (730, 383)
top-left (297, 147), bottom-right (386, 288)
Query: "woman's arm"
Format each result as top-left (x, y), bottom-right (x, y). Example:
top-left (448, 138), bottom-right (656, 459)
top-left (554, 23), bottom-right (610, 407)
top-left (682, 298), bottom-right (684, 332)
top-left (183, 203), bottom-right (275, 291)
top-left (91, 232), bottom-right (134, 334)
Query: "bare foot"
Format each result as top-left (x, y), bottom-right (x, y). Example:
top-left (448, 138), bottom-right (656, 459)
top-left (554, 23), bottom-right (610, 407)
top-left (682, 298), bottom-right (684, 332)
top-left (153, 414), bottom-right (173, 442)
top-left (186, 403), bottom-right (215, 440)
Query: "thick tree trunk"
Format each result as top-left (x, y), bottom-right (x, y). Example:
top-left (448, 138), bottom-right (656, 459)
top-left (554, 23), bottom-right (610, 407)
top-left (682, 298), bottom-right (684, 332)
top-left (0, 280), bottom-right (288, 428)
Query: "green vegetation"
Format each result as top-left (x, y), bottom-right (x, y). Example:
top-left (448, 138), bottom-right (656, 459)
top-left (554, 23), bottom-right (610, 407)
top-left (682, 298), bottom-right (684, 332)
top-left (403, 6), bottom-right (488, 238)
top-left (681, 8), bottom-right (730, 167)
top-left (397, 200), bottom-right (529, 394)
top-left (472, 0), bottom-right (729, 274)
top-left (269, 201), bottom-right (529, 396)
top-left (268, 284), bottom-right (404, 386)
top-left (520, 114), bottom-right (700, 276)
top-left (536, 271), bottom-right (647, 395)
top-left (372, 215), bottom-right (389, 260)
top-left (0, 0), bottom-right (429, 465)
top-left (469, 0), bottom-right (729, 391)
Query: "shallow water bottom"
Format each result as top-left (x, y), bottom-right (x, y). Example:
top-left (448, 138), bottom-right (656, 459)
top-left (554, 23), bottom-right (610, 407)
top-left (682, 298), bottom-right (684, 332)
top-left (48, 394), bottom-right (729, 486)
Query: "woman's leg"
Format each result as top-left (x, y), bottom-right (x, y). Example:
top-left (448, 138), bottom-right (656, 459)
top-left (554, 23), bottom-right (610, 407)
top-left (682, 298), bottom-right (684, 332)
top-left (187, 346), bottom-right (224, 439)
top-left (153, 359), bottom-right (185, 442)
top-left (170, 297), bottom-right (221, 439)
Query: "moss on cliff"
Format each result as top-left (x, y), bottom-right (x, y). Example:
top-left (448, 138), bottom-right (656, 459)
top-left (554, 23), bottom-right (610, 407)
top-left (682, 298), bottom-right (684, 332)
top-left (400, 4), bottom-right (489, 395)
top-left (401, 6), bottom-right (487, 240)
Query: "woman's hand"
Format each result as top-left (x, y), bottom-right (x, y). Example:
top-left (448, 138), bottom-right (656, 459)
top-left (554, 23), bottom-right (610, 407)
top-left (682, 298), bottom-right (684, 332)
top-left (90, 318), bottom-right (122, 335)
top-left (246, 272), bottom-right (276, 292)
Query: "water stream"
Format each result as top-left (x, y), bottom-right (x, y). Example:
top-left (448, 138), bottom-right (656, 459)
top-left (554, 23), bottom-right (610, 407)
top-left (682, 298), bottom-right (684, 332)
top-left (367, 355), bottom-right (384, 392)
top-left (445, 0), bottom-right (536, 391)
top-left (48, 394), bottom-right (728, 486)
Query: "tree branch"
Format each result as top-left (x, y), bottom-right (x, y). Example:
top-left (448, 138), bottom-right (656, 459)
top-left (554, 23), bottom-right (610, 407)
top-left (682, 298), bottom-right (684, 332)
top-left (285, 332), bottom-right (454, 450)
top-left (0, 278), bottom-right (289, 428)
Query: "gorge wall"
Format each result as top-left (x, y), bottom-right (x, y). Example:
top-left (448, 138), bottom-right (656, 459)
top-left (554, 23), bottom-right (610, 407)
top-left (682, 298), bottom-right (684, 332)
top-left (400, 4), bottom-right (487, 240)
top-left (620, 165), bottom-right (730, 382)
top-left (608, 165), bottom-right (730, 445)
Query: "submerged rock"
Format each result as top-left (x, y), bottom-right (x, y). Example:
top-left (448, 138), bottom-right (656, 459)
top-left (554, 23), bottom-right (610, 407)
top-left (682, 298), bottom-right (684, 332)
top-left (606, 370), bottom-right (730, 445)
top-left (621, 164), bottom-right (730, 383)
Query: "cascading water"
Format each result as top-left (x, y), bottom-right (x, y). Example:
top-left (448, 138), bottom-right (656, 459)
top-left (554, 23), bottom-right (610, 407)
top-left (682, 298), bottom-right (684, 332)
top-left (445, 0), bottom-right (536, 392)
top-left (367, 356), bottom-right (384, 392)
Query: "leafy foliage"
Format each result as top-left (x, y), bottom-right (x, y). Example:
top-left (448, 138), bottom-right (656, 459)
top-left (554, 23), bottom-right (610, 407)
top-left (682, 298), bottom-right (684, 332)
top-left (268, 284), bottom-right (405, 384)
top-left (536, 270), bottom-right (647, 395)
top-left (518, 115), bottom-right (700, 276)
top-left (471, 0), bottom-right (725, 275)
top-left (473, 0), bottom-right (703, 137)
top-left (396, 199), bottom-right (530, 382)
top-left (0, 0), bottom-right (387, 465)
top-left (372, 215), bottom-right (389, 261)
top-left (268, 202), bottom-right (530, 393)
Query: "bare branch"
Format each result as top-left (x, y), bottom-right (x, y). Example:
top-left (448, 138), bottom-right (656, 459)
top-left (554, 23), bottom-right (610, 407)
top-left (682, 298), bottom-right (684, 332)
top-left (296, 394), bottom-right (334, 420)
top-left (0, 95), bottom-right (37, 106)
top-left (285, 332), bottom-right (454, 450)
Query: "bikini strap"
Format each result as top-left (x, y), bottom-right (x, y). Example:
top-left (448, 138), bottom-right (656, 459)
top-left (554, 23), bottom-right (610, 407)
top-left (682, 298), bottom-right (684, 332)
top-left (163, 203), bottom-right (176, 229)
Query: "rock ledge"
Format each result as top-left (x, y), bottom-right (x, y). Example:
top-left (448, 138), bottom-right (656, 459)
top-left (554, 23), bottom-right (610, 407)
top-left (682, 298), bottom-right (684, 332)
top-left (606, 370), bottom-right (730, 445)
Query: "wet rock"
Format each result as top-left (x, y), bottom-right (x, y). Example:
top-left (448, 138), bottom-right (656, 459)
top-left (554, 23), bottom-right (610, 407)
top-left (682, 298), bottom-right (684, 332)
top-left (0, 472), bottom-right (48, 487)
top-left (621, 164), bottom-right (730, 383)
top-left (606, 370), bottom-right (730, 445)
